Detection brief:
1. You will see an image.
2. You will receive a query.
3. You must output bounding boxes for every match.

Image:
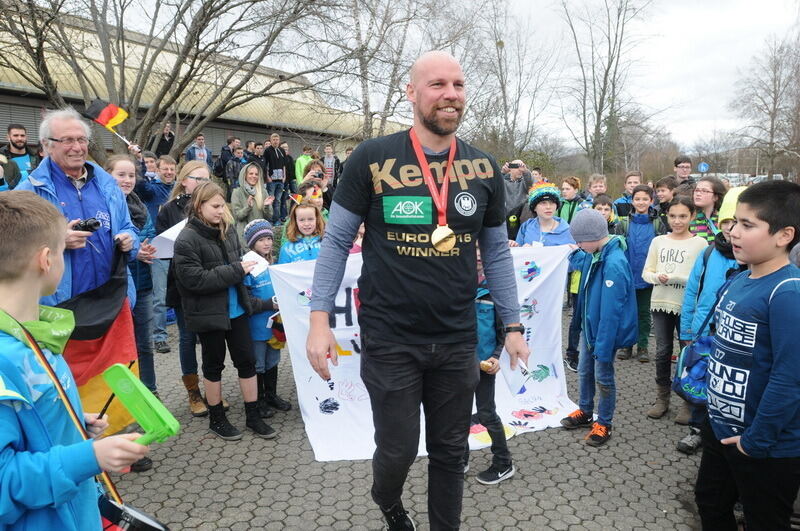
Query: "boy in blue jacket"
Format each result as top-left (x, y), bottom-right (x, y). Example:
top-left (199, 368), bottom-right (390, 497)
top-left (560, 209), bottom-right (637, 446)
top-left (695, 181), bottom-right (800, 530)
top-left (0, 191), bottom-right (149, 530)
top-left (463, 248), bottom-right (514, 485)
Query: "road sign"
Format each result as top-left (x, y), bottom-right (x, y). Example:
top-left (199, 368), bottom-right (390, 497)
top-left (698, 162), bottom-right (710, 173)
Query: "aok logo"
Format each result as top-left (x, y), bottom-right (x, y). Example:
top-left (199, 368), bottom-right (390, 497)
top-left (383, 196), bottom-right (432, 224)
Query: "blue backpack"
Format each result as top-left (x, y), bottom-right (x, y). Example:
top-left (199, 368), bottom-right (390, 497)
top-left (475, 287), bottom-right (497, 361)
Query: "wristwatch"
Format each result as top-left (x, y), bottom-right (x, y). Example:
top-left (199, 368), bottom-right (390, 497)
top-left (503, 324), bottom-right (525, 334)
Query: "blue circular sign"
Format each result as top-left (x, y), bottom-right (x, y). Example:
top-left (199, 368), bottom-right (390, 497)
top-left (698, 162), bottom-right (710, 173)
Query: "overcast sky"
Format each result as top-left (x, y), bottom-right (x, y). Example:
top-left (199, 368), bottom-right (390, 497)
top-left (514, 0), bottom-right (798, 150)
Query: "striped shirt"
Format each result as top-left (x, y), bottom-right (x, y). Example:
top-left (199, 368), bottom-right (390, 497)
top-left (689, 210), bottom-right (719, 243)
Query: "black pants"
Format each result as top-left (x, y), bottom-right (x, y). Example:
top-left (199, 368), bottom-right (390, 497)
top-left (695, 418), bottom-right (800, 530)
top-left (360, 334), bottom-right (479, 531)
top-left (198, 315), bottom-right (256, 381)
top-left (652, 310), bottom-right (680, 387)
top-left (565, 293), bottom-right (581, 363)
top-left (463, 369), bottom-right (511, 468)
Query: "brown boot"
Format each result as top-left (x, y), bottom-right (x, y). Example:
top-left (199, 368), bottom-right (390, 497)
top-left (674, 400), bottom-right (692, 425)
top-left (646, 385), bottom-right (671, 419)
top-left (182, 374), bottom-right (208, 417)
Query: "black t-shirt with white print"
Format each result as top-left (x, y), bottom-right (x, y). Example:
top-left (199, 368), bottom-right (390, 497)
top-left (333, 129), bottom-right (505, 344)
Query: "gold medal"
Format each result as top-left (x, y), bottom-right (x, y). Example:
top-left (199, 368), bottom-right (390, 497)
top-left (431, 225), bottom-right (456, 252)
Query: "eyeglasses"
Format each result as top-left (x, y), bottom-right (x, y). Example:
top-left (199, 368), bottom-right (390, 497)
top-left (693, 189), bottom-right (714, 195)
top-left (48, 136), bottom-right (89, 147)
top-left (676, 165), bottom-right (692, 170)
top-left (186, 175), bottom-right (210, 182)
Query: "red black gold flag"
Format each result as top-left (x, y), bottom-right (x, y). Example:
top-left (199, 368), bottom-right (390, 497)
top-left (84, 99), bottom-right (129, 132)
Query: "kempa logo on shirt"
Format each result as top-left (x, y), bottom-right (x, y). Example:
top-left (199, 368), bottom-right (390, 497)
top-left (383, 196), bottom-right (433, 224)
top-left (454, 192), bottom-right (477, 216)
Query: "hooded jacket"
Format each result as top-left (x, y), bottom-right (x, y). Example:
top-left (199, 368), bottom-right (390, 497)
top-left (618, 212), bottom-right (664, 289)
top-left (680, 233), bottom-right (739, 340)
top-left (515, 216), bottom-right (575, 247)
top-left (570, 236), bottom-right (638, 362)
top-left (0, 307), bottom-right (102, 531)
top-left (16, 158), bottom-right (139, 307)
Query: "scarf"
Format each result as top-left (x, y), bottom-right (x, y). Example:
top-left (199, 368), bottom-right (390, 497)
top-left (125, 191), bottom-right (148, 230)
top-left (714, 231), bottom-right (735, 260)
top-left (0, 306), bottom-right (75, 354)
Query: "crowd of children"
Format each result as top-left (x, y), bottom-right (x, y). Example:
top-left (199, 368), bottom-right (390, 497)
top-left (2, 146), bottom-right (800, 529)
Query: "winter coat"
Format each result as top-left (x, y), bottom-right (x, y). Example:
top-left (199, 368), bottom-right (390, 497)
top-left (0, 145), bottom-right (40, 187)
top-left (680, 241), bottom-right (738, 340)
top-left (16, 158), bottom-right (139, 307)
top-left (173, 217), bottom-right (269, 332)
top-left (231, 171), bottom-right (273, 247)
top-left (0, 154), bottom-right (21, 191)
top-left (515, 217), bottom-right (575, 247)
top-left (134, 176), bottom-right (173, 224)
top-left (618, 212), bottom-right (664, 289)
top-left (557, 197), bottom-right (582, 224)
top-left (183, 144), bottom-right (213, 168)
top-left (614, 193), bottom-right (633, 217)
top-left (128, 212), bottom-right (156, 293)
top-left (570, 236), bottom-right (638, 362)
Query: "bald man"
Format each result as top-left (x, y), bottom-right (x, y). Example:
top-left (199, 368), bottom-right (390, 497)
top-left (306, 51), bottom-right (528, 531)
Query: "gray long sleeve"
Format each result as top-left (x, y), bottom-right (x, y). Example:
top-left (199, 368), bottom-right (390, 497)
top-left (479, 223), bottom-right (520, 325)
top-left (309, 202), bottom-right (364, 314)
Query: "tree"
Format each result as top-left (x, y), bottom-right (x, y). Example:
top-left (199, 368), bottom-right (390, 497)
top-left (0, 0), bottom-right (347, 162)
top-left (730, 36), bottom-right (797, 177)
top-left (559, 0), bottom-right (650, 173)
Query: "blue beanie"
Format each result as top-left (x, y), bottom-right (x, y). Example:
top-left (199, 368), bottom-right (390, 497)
top-left (244, 219), bottom-right (274, 249)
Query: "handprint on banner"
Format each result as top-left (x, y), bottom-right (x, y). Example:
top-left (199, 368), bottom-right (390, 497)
top-left (338, 380), bottom-right (369, 402)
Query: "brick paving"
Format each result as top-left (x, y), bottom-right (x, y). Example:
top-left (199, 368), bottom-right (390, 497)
top-left (117, 312), bottom-right (702, 530)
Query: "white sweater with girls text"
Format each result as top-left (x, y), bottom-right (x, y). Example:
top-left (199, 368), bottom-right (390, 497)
top-left (642, 235), bottom-right (707, 314)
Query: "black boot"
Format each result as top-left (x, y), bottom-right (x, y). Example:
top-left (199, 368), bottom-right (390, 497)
top-left (208, 402), bottom-right (242, 441)
top-left (257, 372), bottom-right (275, 419)
top-left (245, 401), bottom-right (277, 439)
top-left (265, 366), bottom-right (292, 411)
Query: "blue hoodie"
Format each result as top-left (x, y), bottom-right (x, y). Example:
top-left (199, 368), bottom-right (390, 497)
top-left (680, 246), bottom-right (738, 340)
top-left (0, 310), bottom-right (102, 530)
top-left (570, 236), bottom-right (638, 362)
top-left (16, 158), bottom-right (139, 307)
top-left (515, 217), bottom-right (575, 247)
top-left (277, 236), bottom-right (321, 264)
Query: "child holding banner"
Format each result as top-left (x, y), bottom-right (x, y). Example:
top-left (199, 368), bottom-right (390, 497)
top-left (277, 199), bottom-right (324, 264)
top-left (243, 219), bottom-right (291, 417)
top-left (0, 191), bottom-right (150, 529)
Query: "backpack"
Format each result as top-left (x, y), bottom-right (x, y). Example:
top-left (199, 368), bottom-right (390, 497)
top-left (213, 156), bottom-right (225, 178)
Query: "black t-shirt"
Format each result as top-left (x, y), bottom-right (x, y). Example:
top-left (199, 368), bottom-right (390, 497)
top-left (333, 129), bottom-right (505, 344)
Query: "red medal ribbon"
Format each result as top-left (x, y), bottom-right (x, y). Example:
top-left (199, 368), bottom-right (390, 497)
top-left (409, 128), bottom-right (457, 226)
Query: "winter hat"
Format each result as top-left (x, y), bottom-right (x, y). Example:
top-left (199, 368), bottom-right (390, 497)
top-left (570, 208), bottom-right (609, 242)
top-left (528, 182), bottom-right (561, 211)
top-left (717, 186), bottom-right (746, 223)
top-left (244, 218), bottom-right (274, 249)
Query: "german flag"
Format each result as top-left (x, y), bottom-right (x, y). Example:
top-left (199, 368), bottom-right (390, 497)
top-left (84, 99), bottom-right (129, 133)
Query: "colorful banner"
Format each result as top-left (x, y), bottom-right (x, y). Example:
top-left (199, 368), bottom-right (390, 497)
top-left (270, 246), bottom-right (576, 462)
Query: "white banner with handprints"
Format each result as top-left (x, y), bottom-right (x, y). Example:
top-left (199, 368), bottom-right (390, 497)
top-left (270, 245), bottom-right (576, 462)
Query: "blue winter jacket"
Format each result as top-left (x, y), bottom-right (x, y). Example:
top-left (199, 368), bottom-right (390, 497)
top-left (515, 217), bottom-right (575, 247)
top-left (680, 247), bottom-right (738, 340)
top-left (243, 268), bottom-right (276, 342)
top-left (621, 213), bottom-right (658, 290)
top-left (17, 159), bottom-right (139, 307)
top-left (128, 213), bottom-right (156, 293)
top-left (570, 236), bottom-right (638, 362)
top-left (0, 330), bottom-right (102, 530)
top-left (183, 145), bottom-right (213, 168)
top-left (277, 236), bottom-right (322, 264)
top-left (134, 177), bottom-right (173, 225)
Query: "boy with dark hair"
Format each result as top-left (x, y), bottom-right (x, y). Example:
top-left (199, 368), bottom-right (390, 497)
top-left (592, 194), bottom-right (624, 235)
top-left (695, 180), bottom-right (800, 530)
top-left (654, 176), bottom-right (677, 228)
top-left (0, 190), bottom-right (149, 528)
top-left (560, 209), bottom-right (638, 446)
top-left (614, 171), bottom-right (642, 218)
top-left (616, 185), bottom-right (663, 361)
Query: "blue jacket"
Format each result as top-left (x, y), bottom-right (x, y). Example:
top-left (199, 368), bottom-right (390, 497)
top-left (570, 236), bottom-right (638, 362)
top-left (0, 330), bottom-right (102, 530)
top-left (277, 236), bottom-right (322, 264)
top-left (243, 268), bottom-right (276, 341)
top-left (183, 145), bottom-right (213, 168)
top-left (17, 158), bottom-right (139, 307)
top-left (134, 177), bottom-right (173, 224)
top-left (680, 247), bottom-right (738, 340)
top-left (128, 213), bottom-right (156, 294)
top-left (619, 213), bottom-right (660, 289)
top-left (515, 217), bottom-right (575, 247)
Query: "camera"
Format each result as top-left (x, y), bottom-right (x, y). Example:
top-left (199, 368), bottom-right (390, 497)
top-left (508, 163), bottom-right (520, 169)
top-left (74, 218), bottom-right (101, 232)
top-left (314, 171), bottom-right (325, 180)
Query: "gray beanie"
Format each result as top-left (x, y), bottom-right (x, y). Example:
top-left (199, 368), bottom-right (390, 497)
top-left (570, 208), bottom-right (609, 242)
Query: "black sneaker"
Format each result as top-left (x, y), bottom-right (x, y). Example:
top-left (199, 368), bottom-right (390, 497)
top-left (245, 402), bottom-right (277, 439)
top-left (476, 463), bottom-right (515, 485)
top-left (585, 422), bottom-right (612, 447)
top-left (676, 427), bottom-right (702, 455)
top-left (564, 358), bottom-right (579, 373)
top-left (208, 404), bottom-right (242, 441)
top-left (380, 503), bottom-right (416, 530)
top-left (560, 409), bottom-right (593, 429)
top-left (130, 456), bottom-right (153, 472)
top-left (155, 341), bottom-right (170, 353)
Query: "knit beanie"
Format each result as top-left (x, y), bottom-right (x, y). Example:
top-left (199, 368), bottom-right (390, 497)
top-left (528, 182), bottom-right (561, 212)
top-left (717, 186), bottom-right (746, 223)
top-left (244, 219), bottom-right (274, 249)
top-left (570, 208), bottom-right (609, 242)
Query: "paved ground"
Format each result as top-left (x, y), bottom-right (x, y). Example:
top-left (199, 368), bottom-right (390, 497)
top-left (118, 311), bottom-right (703, 530)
